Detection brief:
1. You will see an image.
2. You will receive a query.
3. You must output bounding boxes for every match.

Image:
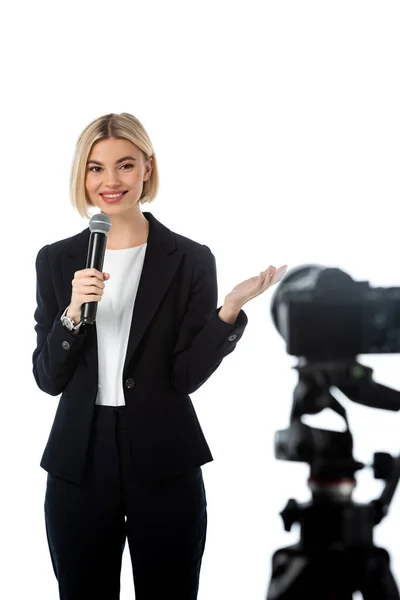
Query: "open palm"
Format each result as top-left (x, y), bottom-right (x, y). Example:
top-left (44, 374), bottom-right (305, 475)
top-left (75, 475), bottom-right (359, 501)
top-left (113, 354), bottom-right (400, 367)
top-left (225, 264), bottom-right (288, 307)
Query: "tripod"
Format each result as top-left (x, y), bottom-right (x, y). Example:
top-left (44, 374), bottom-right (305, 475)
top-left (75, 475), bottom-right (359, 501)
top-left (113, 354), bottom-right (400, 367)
top-left (266, 476), bottom-right (400, 599)
top-left (266, 360), bottom-right (400, 600)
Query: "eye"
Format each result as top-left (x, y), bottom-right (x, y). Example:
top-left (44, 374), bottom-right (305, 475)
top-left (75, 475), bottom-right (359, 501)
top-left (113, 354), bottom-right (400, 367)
top-left (88, 163), bottom-right (134, 172)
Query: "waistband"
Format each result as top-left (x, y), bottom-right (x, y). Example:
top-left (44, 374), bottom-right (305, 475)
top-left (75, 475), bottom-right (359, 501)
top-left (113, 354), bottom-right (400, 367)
top-left (93, 404), bottom-right (127, 429)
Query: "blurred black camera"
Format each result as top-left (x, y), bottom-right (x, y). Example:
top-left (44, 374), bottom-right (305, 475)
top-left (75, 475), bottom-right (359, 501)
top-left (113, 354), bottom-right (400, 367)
top-left (272, 264), bottom-right (400, 360)
top-left (265, 265), bottom-right (400, 600)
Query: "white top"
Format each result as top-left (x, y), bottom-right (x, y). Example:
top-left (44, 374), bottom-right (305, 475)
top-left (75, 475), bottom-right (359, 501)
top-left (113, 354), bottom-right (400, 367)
top-left (95, 243), bottom-right (147, 406)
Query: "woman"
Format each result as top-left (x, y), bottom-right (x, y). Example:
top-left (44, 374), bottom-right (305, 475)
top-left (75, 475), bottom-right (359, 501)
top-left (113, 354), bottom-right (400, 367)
top-left (32, 112), bottom-right (287, 600)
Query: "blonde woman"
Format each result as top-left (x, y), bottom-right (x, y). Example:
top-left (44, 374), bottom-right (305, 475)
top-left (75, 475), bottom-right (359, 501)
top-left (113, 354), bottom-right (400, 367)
top-left (32, 112), bottom-right (287, 600)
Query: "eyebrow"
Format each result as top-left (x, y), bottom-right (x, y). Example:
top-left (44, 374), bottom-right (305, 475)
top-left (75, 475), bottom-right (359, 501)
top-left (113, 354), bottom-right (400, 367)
top-left (87, 156), bottom-right (137, 166)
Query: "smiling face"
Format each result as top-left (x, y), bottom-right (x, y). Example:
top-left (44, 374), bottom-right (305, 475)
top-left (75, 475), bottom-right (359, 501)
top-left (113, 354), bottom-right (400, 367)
top-left (85, 137), bottom-right (153, 213)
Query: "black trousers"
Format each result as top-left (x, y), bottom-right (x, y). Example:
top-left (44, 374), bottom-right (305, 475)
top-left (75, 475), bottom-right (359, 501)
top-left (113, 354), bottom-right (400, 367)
top-left (44, 405), bottom-right (208, 600)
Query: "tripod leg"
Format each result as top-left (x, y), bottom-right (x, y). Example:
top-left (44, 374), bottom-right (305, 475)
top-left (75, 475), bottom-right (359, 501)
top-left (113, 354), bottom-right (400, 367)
top-left (266, 547), bottom-right (354, 600)
top-left (358, 548), bottom-right (400, 600)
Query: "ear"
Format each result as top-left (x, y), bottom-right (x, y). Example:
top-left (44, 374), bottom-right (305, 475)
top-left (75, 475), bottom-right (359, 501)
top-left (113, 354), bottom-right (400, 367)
top-left (144, 156), bottom-right (153, 180)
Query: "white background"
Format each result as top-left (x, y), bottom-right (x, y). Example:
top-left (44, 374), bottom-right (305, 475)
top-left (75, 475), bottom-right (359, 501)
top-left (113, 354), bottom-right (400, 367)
top-left (1, 1), bottom-right (400, 598)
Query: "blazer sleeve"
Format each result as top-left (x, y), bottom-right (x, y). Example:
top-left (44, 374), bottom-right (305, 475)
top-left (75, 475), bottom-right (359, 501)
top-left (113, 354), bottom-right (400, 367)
top-left (32, 244), bottom-right (88, 396)
top-left (171, 245), bottom-right (248, 395)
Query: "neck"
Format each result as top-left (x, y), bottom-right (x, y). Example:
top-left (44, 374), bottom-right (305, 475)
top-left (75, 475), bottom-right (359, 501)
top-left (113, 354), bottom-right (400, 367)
top-left (103, 209), bottom-right (149, 250)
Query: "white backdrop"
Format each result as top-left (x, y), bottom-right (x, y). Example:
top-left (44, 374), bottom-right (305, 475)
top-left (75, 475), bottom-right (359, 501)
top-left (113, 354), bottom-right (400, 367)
top-left (1, 1), bottom-right (400, 598)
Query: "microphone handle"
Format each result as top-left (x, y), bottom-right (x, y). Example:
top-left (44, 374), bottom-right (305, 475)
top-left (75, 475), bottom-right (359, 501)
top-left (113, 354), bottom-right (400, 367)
top-left (81, 231), bottom-right (107, 325)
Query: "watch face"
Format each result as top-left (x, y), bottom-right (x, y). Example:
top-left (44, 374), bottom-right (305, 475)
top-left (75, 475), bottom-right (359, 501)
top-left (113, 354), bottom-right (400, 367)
top-left (62, 317), bottom-right (73, 330)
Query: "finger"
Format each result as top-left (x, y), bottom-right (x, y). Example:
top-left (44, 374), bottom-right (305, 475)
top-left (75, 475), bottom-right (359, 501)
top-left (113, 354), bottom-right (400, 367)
top-left (271, 265), bottom-right (288, 285)
top-left (259, 265), bottom-right (283, 292)
top-left (258, 271), bottom-right (272, 293)
top-left (262, 266), bottom-right (276, 285)
top-left (261, 266), bottom-right (275, 280)
top-left (246, 273), bottom-right (269, 298)
top-left (255, 266), bottom-right (279, 295)
top-left (253, 270), bottom-right (273, 295)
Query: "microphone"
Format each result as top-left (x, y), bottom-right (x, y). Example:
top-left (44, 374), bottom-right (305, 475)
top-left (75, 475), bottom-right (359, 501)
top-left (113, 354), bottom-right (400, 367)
top-left (81, 212), bottom-right (112, 325)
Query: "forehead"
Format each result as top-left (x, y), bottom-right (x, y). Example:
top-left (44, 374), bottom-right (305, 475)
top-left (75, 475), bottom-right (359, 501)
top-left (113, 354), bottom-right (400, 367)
top-left (88, 138), bottom-right (141, 160)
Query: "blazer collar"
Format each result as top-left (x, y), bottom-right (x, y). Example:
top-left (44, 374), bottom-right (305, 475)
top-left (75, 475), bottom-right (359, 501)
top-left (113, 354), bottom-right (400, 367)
top-left (63, 211), bottom-right (182, 385)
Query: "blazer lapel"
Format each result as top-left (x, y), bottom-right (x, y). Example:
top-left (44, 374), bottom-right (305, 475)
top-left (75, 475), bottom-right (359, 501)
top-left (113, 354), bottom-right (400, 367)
top-left (62, 211), bottom-right (182, 385)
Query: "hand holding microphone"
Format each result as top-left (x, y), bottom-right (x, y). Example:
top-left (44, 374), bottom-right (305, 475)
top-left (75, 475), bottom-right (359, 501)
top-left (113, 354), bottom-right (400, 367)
top-left (66, 269), bottom-right (110, 323)
top-left (66, 213), bottom-right (112, 330)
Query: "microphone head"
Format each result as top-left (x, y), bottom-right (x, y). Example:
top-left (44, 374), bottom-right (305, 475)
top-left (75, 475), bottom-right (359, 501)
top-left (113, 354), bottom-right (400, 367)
top-left (89, 212), bottom-right (112, 235)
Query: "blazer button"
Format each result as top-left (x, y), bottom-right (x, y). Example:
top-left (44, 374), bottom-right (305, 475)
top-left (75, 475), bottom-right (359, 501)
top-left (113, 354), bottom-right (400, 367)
top-left (61, 341), bottom-right (71, 350)
top-left (228, 334), bottom-right (237, 342)
top-left (125, 377), bottom-right (135, 389)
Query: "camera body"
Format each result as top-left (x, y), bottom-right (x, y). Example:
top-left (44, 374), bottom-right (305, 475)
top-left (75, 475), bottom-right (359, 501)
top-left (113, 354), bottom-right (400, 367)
top-left (271, 265), bottom-right (400, 360)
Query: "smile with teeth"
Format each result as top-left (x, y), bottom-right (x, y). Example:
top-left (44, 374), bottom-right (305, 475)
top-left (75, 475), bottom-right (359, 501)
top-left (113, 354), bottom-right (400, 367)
top-left (102, 192), bottom-right (126, 198)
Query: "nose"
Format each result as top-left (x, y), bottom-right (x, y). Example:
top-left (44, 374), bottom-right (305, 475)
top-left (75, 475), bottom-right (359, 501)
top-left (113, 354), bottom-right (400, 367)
top-left (103, 169), bottom-right (122, 187)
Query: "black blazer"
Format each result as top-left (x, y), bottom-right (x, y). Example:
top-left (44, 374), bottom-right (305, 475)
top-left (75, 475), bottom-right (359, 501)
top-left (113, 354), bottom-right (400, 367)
top-left (33, 211), bottom-right (248, 485)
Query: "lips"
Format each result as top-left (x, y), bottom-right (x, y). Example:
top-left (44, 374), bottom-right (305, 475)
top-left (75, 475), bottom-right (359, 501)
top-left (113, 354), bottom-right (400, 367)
top-left (101, 191), bottom-right (127, 203)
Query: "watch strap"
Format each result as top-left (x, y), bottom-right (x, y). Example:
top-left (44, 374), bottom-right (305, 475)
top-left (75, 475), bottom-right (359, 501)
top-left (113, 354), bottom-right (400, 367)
top-left (60, 306), bottom-right (83, 331)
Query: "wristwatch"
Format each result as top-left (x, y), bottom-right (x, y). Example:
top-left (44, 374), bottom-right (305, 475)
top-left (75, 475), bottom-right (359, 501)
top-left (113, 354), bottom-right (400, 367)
top-left (60, 307), bottom-right (83, 332)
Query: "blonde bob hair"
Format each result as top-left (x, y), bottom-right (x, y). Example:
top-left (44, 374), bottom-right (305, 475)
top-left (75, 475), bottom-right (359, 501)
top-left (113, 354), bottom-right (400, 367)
top-left (70, 112), bottom-right (159, 220)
